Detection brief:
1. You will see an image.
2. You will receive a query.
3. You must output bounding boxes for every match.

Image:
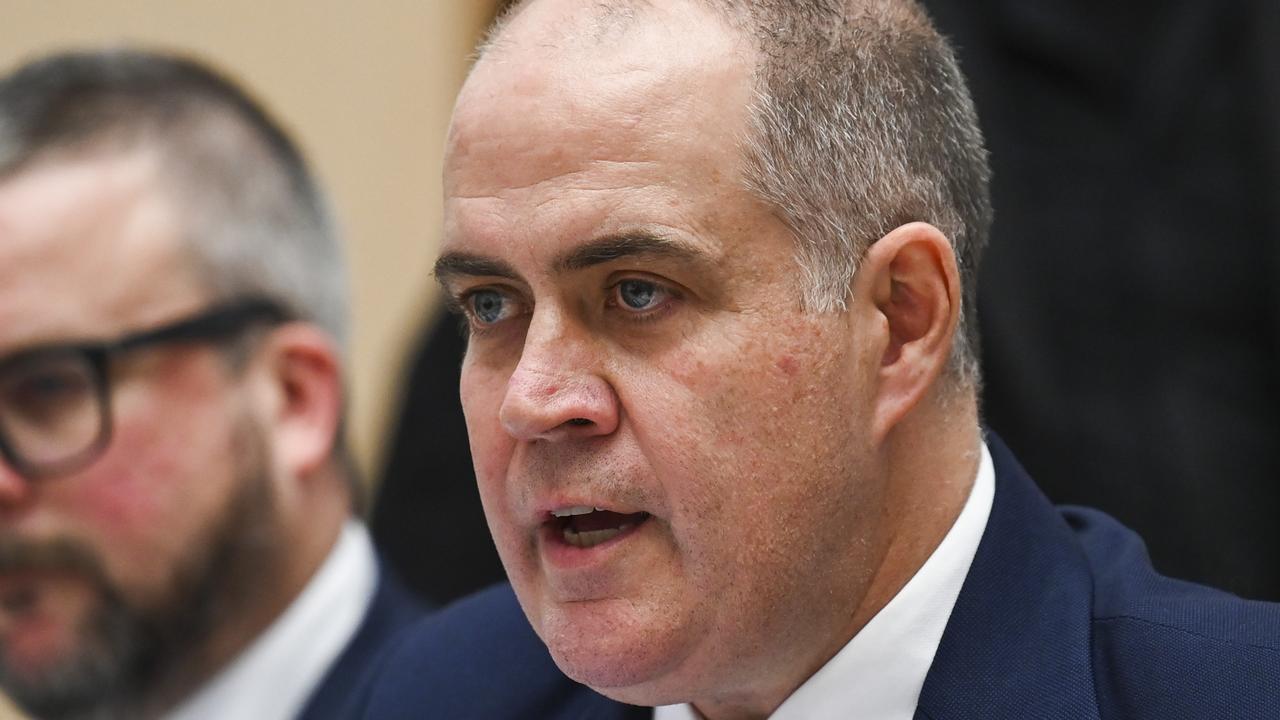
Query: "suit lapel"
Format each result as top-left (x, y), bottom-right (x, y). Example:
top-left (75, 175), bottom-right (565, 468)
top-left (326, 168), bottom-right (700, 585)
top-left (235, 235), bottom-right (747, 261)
top-left (915, 435), bottom-right (1101, 720)
top-left (297, 566), bottom-right (424, 720)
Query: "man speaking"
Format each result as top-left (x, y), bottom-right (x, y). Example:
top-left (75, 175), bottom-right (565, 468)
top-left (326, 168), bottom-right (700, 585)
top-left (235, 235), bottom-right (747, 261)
top-left (359, 0), bottom-right (1280, 717)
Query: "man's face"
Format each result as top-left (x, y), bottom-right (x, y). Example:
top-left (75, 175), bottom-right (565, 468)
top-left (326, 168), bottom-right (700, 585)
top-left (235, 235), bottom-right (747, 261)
top-left (0, 152), bottom-right (280, 716)
top-left (444, 0), bottom-right (894, 707)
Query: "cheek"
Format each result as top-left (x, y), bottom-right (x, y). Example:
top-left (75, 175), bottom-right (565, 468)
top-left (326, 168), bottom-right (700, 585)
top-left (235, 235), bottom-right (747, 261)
top-left (460, 366), bottom-right (506, 469)
top-left (651, 319), bottom-right (852, 463)
top-left (460, 366), bottom-right (545, 589)
top-left (460, 367), bottom-right (518, 517)
top-left (57, 391), bottom-right (241, 597)
top-left (632, 316), bottom-right (865, 555)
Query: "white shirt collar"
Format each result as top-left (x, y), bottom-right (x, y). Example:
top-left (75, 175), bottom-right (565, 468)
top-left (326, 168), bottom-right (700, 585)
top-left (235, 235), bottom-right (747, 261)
top-left (164, 520), bottom-right (378, 720)
top-left (656, 442), bottom-right (995, 720)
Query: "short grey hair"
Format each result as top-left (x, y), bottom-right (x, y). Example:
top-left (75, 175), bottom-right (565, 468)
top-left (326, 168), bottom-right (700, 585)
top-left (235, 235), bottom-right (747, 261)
top-left (0, 48), bottom-right (349, 352)
top-left (487, 0), bottom-right (992, 386)
top-left (0, 49), bottom-right (362, 504)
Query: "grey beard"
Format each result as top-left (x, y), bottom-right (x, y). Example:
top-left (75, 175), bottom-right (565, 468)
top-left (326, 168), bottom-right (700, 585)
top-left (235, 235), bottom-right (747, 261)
top-left (0, 419), bottom-right (280, 720)
top-left (0, 568), bottom-right (146, 720)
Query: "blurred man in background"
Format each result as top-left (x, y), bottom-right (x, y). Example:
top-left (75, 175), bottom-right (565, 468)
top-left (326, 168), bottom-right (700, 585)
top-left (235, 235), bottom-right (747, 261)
top-left (0, 49), bottom-right (420, 719)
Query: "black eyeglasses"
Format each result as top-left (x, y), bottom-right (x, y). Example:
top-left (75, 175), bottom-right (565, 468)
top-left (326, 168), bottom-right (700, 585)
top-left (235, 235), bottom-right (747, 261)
top-left (0, 298), bottom-right (290, 481)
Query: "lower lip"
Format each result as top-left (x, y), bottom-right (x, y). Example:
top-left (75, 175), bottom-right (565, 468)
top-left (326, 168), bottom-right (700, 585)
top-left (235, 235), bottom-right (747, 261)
top-left (538, 515), bottom-right (652, 570)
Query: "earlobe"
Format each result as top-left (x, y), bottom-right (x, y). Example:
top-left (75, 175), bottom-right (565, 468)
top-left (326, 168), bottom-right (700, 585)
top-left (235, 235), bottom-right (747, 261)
top-left (860, 222), bottom-right (961, 441)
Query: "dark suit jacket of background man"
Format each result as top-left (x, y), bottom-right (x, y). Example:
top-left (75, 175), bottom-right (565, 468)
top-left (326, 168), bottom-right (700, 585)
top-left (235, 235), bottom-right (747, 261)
top-left (295, 567), bottom-right (423, 720)
top-left (355, 437), bottom-right (1280, 719)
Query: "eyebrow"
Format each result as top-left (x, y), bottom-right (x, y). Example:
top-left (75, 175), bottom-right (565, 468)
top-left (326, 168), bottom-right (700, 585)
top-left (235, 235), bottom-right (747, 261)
top-left (555, 231), bottom-right (711, 272)
top-left (433, 254), bottom-right (520, 285)
top-left (434, 230), bottom-right (715, 286)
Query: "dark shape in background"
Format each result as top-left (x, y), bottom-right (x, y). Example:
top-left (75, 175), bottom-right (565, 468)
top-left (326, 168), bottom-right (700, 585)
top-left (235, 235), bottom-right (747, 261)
top-left (374, 0), bottom-right (1280, 604)
top-left (371, 313), bottom-right (505, 606)
top-left (924, 0), bottom-right (1280, 599)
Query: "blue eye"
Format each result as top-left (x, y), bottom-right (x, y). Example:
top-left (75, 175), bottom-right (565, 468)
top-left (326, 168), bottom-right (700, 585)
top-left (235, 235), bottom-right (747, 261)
top-left (617, 279), bottom-right (662, 310)
top-left (468, 289), bottom-right (511, 325)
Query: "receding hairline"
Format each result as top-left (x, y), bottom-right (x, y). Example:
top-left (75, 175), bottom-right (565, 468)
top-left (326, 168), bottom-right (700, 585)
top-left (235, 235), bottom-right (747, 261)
top-left (478, 0), bottom-right (746, 66)
top-left (479, 0), bottom-right (936, 62)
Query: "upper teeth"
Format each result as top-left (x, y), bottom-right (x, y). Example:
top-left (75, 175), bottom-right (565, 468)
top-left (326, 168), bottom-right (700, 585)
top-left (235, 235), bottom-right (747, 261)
top-left (551, 506), bottom-right (602, 518)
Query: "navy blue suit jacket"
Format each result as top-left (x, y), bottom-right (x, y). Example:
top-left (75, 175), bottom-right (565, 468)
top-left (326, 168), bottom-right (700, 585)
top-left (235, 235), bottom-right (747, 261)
top-left (296, 564), bottom-right (424, 720)
top-left (357, 438), bottom-right (1280, 719)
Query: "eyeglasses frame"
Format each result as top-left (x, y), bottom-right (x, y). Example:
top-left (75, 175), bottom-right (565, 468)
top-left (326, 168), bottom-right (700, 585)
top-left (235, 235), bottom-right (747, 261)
top-left (0, 298), bottom-right (291, 481)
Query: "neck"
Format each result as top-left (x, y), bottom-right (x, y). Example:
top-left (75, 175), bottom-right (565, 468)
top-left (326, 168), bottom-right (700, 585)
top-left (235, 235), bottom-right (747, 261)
top-left (846, 388), bottom-right (981, 644)
top-left (696, 390), bottom-right (982, 720)
top-left (139, 470), bottom-right (351, 719)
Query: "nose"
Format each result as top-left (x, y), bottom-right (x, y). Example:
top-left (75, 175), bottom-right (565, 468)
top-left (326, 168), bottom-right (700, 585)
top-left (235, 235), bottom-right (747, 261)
top-left (498, 313), bottom-right (619, 443)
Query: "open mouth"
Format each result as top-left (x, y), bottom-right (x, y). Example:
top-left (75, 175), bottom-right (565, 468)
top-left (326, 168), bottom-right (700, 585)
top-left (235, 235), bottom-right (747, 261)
top-left (549, 506), bottom-right (651, 549)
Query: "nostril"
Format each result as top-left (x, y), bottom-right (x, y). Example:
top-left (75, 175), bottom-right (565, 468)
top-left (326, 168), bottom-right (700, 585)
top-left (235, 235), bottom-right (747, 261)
top-left (498, 367), bottom-right (620, 441)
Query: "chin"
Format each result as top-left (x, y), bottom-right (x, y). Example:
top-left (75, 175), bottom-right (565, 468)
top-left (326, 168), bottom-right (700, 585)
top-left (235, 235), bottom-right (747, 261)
top-left (536, 595), bottom-right (694, 703)
top-left (1, 578), bottom-right (90, 667)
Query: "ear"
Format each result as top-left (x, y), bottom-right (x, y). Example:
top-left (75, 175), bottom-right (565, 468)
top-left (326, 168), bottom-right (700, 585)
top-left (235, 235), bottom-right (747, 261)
top-left (855, 222), bottom-right (961, 442)
top-left (250, 323), bottom-right (344, 485)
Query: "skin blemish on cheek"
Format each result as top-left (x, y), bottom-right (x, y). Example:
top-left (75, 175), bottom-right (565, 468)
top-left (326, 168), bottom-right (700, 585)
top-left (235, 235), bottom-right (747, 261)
top-left (776, 355), bottom-right (799, 377)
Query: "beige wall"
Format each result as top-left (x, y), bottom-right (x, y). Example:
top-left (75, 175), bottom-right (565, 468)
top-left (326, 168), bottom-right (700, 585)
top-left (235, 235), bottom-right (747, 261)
top-left (0, 1), bottom-right (504, 487)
